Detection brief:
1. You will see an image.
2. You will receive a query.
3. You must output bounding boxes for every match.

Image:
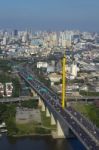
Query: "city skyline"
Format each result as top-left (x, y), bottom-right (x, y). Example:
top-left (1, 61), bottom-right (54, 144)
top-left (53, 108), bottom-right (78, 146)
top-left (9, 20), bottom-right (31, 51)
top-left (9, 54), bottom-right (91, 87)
top-left (0, 0), bottom-right (99, 32)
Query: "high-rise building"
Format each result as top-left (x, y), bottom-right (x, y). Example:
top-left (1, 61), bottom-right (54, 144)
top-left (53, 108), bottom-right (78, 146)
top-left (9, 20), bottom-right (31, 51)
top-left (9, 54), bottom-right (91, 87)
top-left (2, 37), bottom-right (7, 45)
top-left (71, 62), bottom-right (79, 78)
top-left (58, 31), bottom-right (73, 48)
top-left (13, 29), bottom-right (18, 36)
top-left (22, 32), bottom-right (29, 43)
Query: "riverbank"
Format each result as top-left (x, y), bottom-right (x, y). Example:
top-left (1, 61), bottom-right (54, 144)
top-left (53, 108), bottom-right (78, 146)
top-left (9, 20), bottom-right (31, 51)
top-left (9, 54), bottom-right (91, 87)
top-left (15, 123), bottom-right (52, 137)
top-left (12, 133), bottom-right (51, 138)
top-left (13, 110), bottom-right (56, 137)
top-left (0, 102), bottom-right (56, 137)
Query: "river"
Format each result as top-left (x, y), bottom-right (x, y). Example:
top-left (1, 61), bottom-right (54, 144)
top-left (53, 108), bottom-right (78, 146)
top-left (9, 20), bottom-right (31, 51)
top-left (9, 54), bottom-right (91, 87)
top-left (0, 135), bottom-right (86, 150)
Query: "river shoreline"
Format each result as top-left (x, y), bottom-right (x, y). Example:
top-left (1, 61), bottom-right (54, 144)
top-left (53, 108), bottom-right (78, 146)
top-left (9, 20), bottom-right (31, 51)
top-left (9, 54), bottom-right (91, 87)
top-left (12, 133), bottom-right (52, 138)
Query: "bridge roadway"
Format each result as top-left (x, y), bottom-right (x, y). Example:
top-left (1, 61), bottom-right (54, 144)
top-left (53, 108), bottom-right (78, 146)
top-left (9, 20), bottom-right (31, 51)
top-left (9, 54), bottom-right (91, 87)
top-left (66, 96), bottom-right (99, 100)
top-left (0, 96), bottom-right (38, 103)
top-left (0, 95), bottom-right (98, 103)
top-left (18, 68), bottom-right (99, 150)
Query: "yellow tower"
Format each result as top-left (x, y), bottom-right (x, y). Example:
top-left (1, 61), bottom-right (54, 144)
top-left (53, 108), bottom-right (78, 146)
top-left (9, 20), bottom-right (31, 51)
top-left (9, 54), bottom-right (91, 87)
top-left (62, 54), bottom-right (66, 108)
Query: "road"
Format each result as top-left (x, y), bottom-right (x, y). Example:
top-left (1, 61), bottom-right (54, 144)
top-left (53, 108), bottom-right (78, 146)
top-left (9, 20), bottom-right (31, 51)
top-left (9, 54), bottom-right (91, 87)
top-left (0, 96), bottom-right (38, 103)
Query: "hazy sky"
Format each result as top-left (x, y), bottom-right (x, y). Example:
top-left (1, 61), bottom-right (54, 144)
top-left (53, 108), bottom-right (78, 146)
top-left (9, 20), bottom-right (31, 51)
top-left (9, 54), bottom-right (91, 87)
top-left (0, 0), bottom-right (99, 31)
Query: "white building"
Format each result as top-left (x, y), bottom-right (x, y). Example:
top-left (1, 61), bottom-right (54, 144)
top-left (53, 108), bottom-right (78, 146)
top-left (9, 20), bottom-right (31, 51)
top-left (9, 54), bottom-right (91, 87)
top-left (22, 32), bottom-right (29, 43)
top-left (48, 73), bottom-right (61, 86)
top-left (71, 62), bottom-right (79, 79)
top-left (37, 62), bottom-right (48, 68)
top-left (2, 37), bottom-right (7, 45)
top-left (47, 65), bottom-right (55, 73)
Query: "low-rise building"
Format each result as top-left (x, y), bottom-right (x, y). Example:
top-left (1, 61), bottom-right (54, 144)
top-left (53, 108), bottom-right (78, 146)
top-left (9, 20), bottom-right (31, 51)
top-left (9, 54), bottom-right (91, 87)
top-left (37, 62), bottom-right (48, 68)
top-left (5, 82), bottom-right (13, 97)
top-left (48, 73), bottom-right (61, 86)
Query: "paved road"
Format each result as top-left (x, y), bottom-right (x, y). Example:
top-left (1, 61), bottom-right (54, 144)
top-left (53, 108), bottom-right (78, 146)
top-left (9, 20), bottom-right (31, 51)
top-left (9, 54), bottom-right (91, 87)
top-left (0, 96), bottom-right (38, 103)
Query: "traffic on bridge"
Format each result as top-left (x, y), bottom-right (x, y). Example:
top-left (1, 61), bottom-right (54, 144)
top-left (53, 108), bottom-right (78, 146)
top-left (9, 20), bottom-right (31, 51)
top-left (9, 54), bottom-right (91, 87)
top-left (18, 67), bottom-right (99, 150)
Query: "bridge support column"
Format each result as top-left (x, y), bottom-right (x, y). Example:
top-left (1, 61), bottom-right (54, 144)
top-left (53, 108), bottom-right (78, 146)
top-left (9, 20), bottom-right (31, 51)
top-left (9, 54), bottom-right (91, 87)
top-left (57, 120), bottom-right (65, 138)
top-left (51, 113), bottom-right (56, 125)
top-left (38, 97), bottom-right (42, 107)
top-left (30, 88), bottom-right (37, 96)
top-left (46, 108), bottom-right (50, 117)
top-left (41, 101), bottom-right (45, 111)
top-left (33, 91), bottom-right (37, 96)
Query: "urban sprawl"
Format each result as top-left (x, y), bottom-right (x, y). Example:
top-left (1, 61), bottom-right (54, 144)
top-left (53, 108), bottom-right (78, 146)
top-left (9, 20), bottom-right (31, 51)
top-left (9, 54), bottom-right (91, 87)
top-left (0, 29), bottom-right (99, 98)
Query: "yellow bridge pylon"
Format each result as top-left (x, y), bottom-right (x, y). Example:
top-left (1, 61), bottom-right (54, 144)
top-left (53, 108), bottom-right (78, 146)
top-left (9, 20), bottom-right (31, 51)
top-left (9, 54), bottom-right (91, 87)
top-left (62, 54), bottom-right (66, 108)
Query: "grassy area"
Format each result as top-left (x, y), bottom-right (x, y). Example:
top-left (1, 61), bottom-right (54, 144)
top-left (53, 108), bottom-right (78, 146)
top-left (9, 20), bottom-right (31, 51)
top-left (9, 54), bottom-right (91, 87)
top-left (35, 126), bottom-right (51, 134)
top-left (16, 113), bottom-right (53, 136)
top-left (16, 122), bottom-right (37, 135)
top-left (0, 60), bottom-right (12, 72)
top-left (41, 111), bottom-right (51, 128)
top-left (15, 111), bottom-right (56, 136)
top-left (12, 77), bottom-right (21, 97)
top-left (0, 59), bottom-right (20, 97)
top-left (0, 102), bottom-right (56, 136)
top-left (0, 73), bottom-right (12, 83)
top-left (0, 104), bottom-right (17, 136)
top-left (15, 111), bottom-right (57, 136)
top-left (21, 99), bottom-right (38, 108)
top-left (73, 102), bottom-right (99, 127)
top-left (16, 121), bottom-right (52, 135)
top-left (80, 90), bottom-right (99, 96)
top-left (72, 103), bottom-right (89, 117)
top-left (41, 111), bottom-right (56, 130)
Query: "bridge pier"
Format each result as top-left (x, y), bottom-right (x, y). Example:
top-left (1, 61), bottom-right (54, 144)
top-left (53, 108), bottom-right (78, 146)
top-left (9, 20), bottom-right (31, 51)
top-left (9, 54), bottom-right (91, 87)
top-left (41, 101), bottom-right (45, 111)
top-left (33, 91), bottom-right (37, 96)
top-left (51, 113), bottom-right (56, 125)
top-left (38, 97), bottom-right (42, 107)
top-left (46, 108), bottom-right (50, 117)
top-left (30, 88), bottom-right (37, 96)
top-left (56, 120), bottom-right (65, 138)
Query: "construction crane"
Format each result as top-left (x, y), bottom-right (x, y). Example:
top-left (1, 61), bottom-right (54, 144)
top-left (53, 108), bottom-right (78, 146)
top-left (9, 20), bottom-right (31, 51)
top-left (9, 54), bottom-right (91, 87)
top-left (62, 54), bottom-right (66, 108)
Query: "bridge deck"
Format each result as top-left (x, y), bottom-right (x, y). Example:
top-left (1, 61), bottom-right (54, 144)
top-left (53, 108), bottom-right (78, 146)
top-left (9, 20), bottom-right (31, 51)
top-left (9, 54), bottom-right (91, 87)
top-left (18, 68), bottom-right (99, 150)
